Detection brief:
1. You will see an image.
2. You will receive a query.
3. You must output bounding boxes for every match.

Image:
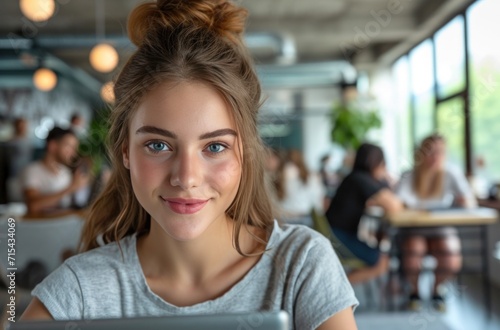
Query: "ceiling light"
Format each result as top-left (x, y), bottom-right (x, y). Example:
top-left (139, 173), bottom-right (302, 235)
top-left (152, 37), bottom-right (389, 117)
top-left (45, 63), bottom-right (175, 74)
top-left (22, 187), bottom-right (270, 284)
top-left (100, 81), bottom-right (115, 103)
top-left (33, 68), bottom-right (57, 91)
top-left (90, 0), bottom-right (119, 73)
top-left (89, 43), bottom-right (119, 73)
top-left (20, 0), bottom-right (55, 22)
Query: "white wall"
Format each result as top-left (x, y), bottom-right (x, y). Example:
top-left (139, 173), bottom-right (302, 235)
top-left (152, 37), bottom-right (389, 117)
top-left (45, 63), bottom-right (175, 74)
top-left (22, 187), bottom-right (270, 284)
top-left (301, 87), bottom-right (341, 172)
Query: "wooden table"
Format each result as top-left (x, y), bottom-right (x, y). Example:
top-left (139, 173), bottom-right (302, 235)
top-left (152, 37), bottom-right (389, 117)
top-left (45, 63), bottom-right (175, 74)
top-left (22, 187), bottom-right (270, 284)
top-left (385, 207), bottom-right (498, 227)
top-left (380, 207), bottom-right (498, 315)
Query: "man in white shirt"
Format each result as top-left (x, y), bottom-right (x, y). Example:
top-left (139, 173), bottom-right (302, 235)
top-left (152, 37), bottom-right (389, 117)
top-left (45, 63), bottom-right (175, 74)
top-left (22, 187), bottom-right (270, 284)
top-left (22, 127), bottom-right (89, 217)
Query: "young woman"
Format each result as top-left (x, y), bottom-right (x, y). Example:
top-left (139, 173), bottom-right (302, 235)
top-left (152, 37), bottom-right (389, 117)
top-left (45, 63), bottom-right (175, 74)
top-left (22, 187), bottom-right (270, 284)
top-left (274, 149), bottom-right (325, 225)
top-left (20, 1), bottom-right (358, 328)
top-left (396, 134), bottom-right (477, 311)
top-left (326, 143), bottom-right (403, 285)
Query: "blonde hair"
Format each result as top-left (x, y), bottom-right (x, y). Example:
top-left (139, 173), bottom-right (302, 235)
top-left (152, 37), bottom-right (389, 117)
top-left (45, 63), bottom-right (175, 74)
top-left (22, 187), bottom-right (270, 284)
top-left (80, 0), bottom-right (274, 255)
top-left (413, 133), bottom-right (445, 198)
top-left (287, 149), bottom-right (309, 184)
top-left (274, 149), bottom-right (309, 201)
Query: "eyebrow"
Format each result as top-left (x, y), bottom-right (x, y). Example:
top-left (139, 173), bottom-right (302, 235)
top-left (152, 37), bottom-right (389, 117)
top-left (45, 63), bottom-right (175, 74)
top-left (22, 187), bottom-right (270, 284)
top-left (136, 126), bottom-right (176, 139)
top-left (136, 126), bottom-right (237, 140)
top-left (199, 128), bottom-right (237, 140)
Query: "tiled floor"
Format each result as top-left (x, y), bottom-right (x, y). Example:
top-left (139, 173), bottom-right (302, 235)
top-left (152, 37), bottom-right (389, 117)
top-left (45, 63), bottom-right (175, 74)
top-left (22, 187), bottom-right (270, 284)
top-left (353, 273), bottom-right (500, 330)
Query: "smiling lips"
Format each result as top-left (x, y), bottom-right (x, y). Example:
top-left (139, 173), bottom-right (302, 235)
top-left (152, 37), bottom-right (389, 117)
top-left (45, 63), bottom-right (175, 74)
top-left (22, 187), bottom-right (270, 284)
top-left (163, 197), bottom-right (209, 214)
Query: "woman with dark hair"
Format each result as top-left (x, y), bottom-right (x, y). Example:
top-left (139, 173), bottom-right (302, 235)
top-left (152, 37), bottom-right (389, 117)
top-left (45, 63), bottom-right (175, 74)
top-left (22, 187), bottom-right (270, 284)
top-left (326, 143), bottom-right (403, 284)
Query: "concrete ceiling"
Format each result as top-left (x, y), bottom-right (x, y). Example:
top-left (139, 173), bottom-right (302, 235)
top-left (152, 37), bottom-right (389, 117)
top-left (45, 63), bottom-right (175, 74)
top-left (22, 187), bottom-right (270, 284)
top-left (0, 0), bottom-right (475, 94)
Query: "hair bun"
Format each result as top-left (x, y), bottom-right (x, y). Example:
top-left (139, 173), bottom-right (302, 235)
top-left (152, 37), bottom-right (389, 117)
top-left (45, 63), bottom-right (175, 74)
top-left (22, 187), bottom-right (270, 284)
top-left (128, 0), bottom-right (248, 47)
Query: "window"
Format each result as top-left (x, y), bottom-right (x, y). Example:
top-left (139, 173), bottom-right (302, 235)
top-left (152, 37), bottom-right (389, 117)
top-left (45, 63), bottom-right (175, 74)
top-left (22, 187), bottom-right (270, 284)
top-left (435, 16), bottom-right (465, 98)
top-left (468, 0), bottom-right (500, 181)
top-left (392, 56), bottom-right (413, 172)
top-left (409, 39), bottom-right (435, 143)
top-left (437, 97), bottom-right (465, 171)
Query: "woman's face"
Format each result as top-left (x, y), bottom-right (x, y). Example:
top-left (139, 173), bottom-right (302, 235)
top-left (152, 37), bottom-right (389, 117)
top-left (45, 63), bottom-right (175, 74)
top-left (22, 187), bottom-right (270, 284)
top-left (123, 81), bottom-right (242, 241)
top-left (372, 161), bottom-right (386, 181)
top-left (421, 140), bottom-right (446, 170)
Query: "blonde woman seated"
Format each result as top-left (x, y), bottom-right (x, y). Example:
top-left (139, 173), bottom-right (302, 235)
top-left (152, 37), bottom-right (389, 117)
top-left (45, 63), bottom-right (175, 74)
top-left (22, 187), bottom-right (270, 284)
top-left (396, 134), bottom-right (477, 312)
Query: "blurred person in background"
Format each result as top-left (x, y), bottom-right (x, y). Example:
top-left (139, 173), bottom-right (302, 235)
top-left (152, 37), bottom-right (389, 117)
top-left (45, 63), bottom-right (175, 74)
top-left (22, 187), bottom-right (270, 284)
top-left (275, 149), bottom-right (324, 225)
top-left (326, 143), bottom-right (403, 285)
top-left (70, 113), bottom-right (87, 139)
top-left (395, 133), bottom-right (477, 312)
top-left (6, 117), bottom-right (33, 177)
top-left (5, 117), bottom-right (34, 202)
top-left (21, 126), bottom-right (90, 217)
top-left (319, 153), bottom-right (339, 209)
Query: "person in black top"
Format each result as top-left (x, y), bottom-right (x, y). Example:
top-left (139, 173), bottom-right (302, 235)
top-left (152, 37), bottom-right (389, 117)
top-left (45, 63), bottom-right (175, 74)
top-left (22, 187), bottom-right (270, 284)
top-left (326, 143), bottom-right (402, 284)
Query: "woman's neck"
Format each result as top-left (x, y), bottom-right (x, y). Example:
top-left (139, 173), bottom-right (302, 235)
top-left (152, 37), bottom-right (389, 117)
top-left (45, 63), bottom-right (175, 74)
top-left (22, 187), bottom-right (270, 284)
top-left (136, 217), bottom-right (260, 286)
top-left (136, 218), bottom-right (266, 307)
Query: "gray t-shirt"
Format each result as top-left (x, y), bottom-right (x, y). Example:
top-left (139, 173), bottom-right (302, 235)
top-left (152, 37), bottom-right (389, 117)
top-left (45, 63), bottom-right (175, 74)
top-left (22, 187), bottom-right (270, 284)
top-left (33, 221), bottom-right (358, 330)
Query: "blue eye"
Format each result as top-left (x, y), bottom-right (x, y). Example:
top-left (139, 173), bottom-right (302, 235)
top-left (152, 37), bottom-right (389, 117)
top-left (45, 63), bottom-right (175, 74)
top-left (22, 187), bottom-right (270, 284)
top-left (207, 143), bottom-right (226, 153)
top-left (147, 141), bottom-right (169, 153)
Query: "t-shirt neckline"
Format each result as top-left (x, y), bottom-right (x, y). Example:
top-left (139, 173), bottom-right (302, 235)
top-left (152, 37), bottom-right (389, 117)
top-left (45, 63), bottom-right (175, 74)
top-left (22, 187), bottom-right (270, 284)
top-left (128, 220), bottom-right (280, 311)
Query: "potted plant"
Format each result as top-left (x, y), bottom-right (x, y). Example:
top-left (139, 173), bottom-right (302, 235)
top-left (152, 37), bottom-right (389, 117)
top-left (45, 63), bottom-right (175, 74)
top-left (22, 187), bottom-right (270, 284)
top-left (330, 103), bottom-right (381, 151)
top-left (78, 109), bottom-right (110, 175)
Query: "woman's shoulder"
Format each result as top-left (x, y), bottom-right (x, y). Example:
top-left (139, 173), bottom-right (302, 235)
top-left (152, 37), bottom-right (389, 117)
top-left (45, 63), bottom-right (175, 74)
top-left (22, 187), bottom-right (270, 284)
top-left (345, 170), bottom-right (373, 182)
top-left (340, 171), bottom-right (380, 190)
top-left (444, 164), bottom-right (465, 178)
top-left (396, 169), bottom-right (414, 185)
top-left (268, 222), bottom-right (333, 259)
top-left (65, 235), bottom-right (136, 272)
top-left (32, 235), bottom-right (140, 320)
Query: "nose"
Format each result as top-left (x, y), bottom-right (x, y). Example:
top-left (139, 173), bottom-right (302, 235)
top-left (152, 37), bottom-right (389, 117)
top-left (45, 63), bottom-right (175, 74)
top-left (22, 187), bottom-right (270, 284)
top-left (169, 150), bottom-right (203, 190)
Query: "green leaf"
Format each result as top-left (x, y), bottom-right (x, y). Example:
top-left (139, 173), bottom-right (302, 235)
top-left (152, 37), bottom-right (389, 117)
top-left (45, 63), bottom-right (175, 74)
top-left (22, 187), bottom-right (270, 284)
top-left (330, 103), bottom-right (381, 150)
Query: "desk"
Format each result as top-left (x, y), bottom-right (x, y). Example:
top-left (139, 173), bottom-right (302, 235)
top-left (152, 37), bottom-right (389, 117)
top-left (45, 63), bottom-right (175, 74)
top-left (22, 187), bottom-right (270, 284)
top-left (386, 207), bottom-right (498, 227)
top-left (381, 207), bottom-right (498, 315)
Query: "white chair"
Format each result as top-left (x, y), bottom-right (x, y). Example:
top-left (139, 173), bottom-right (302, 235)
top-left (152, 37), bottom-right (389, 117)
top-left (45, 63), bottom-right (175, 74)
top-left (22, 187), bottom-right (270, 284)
top-left (0, 215), bottom-right (84, 322)
top-left (0, 215), bottom-right (84, 275)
